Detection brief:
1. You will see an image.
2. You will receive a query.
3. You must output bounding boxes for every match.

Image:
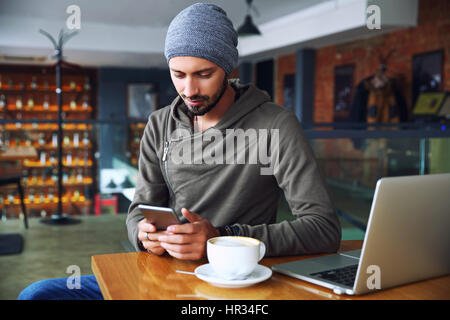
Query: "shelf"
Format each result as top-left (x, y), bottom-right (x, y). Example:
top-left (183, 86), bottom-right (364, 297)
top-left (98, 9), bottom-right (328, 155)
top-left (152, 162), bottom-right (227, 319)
top-left (1, 64), bottom-right (97, 218)
top-left (3, 123), bottom-right (93, 131)
top-left (0, 88), bottom-right (92, 94)
top-left (5, 105), bottom-right (93, 113)
top-left (34, 145), bottom-right (93, 150)
top-left (0, 199), bottom-right (93, 209)
top-left (0, 181), bottom-right (93, 190)
top-left (23, 161), bottom-right (93, 168)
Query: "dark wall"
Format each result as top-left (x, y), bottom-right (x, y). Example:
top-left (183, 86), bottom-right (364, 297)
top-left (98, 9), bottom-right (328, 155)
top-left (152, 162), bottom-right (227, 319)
top-left (97, 67), bottom-right (177, 169)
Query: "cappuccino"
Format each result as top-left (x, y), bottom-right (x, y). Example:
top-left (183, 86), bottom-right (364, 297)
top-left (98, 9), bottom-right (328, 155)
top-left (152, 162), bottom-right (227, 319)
top-left (207, 236), bottom-right (266, 280)
top-left (212, 239), bottom-right (254, 247)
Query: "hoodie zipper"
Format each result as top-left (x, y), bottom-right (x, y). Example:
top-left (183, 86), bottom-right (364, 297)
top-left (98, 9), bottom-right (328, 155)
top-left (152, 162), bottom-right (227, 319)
top-left (162, 140), bottom-right (175, 202)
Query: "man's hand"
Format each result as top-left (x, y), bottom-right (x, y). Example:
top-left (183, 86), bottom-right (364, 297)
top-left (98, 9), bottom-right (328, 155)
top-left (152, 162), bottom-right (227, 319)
top-left (137, 218), bottom-right (167, 256)
top-left (158, 208), bottom-right (220, 260)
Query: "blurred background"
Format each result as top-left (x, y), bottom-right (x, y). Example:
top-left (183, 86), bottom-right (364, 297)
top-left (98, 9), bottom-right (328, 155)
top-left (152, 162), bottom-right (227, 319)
top-left (0, 0), bottom-right (449, 299)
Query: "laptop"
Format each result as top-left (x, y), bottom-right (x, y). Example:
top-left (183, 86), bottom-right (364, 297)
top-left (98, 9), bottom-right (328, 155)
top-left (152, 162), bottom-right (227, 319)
top-left (272, 173), bottom-right (450, 295)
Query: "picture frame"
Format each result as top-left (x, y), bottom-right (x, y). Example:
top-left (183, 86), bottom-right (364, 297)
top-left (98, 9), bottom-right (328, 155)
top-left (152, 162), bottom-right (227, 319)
top-left (282, 74), bottom-right (295, 110)
top-left (412, 50), bottom-right (443, 107)
top-left (413, 92), bottom-right (446, 115)
top-left (127, 83), bottom-right (159, 119)
top-left (333, 64), bottom-right (354, 122)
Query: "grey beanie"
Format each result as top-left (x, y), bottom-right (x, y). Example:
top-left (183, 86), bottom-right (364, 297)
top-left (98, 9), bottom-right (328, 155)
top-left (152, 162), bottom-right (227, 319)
top-left (164, 3), bottom-right (239, 75)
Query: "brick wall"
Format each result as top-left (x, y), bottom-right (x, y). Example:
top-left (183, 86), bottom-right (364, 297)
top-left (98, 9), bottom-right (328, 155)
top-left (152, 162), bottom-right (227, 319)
top-left (275, 0), bottom-right (450, 122)
top-left (274, 0), bottom-right (450, 187)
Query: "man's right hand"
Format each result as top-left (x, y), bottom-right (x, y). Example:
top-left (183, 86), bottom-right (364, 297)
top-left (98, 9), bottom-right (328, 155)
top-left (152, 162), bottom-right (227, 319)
top-left (138, 218), bottom-right (167, 255)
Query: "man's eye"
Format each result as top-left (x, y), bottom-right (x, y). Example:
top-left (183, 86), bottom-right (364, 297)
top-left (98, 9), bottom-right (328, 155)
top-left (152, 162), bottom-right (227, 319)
top-left (199, 74), bottom-right (211, 78)
top-left (174, 73), bottom-right (184, 78)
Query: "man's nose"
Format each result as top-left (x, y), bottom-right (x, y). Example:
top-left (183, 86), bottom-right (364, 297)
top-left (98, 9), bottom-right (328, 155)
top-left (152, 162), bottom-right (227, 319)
top-left (183, 78), bottom-right (200, 98)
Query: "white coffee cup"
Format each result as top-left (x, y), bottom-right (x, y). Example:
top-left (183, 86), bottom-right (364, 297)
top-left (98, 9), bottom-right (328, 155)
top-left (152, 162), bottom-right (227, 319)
top-left (207, 236), bottom-right (266, 280)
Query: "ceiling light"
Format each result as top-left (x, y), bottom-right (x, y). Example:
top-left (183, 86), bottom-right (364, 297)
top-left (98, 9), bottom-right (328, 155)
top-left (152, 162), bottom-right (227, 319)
top-left (237, 0), bottom-right (261, 36)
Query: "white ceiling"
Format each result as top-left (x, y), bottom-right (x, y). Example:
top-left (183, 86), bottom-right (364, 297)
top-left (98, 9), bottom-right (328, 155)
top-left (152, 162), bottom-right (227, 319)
top-left (0, 0), bottom-right (418, 68)
top-left (0, 0), bottom-right (328, 28)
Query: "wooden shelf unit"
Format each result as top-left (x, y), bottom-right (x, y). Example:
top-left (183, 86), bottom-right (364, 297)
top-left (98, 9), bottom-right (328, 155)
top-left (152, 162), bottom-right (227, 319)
top-left (0, 64), bottom-right (98, 219)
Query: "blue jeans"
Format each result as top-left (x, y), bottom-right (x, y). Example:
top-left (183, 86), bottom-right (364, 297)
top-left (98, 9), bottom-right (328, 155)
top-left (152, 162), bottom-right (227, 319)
top-left (18, 275), bottom-right (103, 300)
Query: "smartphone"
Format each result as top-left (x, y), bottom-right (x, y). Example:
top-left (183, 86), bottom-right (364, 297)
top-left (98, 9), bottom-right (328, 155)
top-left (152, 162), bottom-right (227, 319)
top-left (138, 204), bottom-right (180, 230)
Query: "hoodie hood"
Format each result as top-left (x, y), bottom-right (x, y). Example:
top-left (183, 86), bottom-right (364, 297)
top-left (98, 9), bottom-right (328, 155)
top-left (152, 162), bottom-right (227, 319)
top-left (170, 79), bottom-right (271, 130)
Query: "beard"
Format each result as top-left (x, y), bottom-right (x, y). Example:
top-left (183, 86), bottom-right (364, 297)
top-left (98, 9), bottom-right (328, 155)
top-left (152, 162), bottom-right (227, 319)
top-left (182, 76), bottom-right (228, 117)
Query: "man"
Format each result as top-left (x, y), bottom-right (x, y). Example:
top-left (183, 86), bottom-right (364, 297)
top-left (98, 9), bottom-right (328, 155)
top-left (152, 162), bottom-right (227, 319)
top-left (128, 2), bottom-right (341, 259)
top-left (18, 3), bottom-right (340, 300)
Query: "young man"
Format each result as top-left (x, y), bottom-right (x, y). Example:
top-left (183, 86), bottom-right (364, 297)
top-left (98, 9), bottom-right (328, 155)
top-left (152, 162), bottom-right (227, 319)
top-left (128, 3), bottom-right (341, 259)
top-left (18, 3), bottom-right (340, 300)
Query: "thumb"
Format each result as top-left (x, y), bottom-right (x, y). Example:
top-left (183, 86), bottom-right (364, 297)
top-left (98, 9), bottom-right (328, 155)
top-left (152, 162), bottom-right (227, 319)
top-left (181, 208), bottom-right (203, 223)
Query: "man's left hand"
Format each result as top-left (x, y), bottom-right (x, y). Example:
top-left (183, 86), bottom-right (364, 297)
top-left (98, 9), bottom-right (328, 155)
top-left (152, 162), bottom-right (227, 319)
top-left (157, 208), bottom-right (220, 260)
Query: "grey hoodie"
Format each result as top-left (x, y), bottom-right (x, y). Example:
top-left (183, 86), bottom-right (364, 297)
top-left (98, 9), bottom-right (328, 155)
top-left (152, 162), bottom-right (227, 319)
top-left (126, 79), bottom-right (341, 257)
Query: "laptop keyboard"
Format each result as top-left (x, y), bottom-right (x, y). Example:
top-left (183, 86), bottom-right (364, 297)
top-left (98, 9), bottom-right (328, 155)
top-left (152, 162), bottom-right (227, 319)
top-left (310, 264), bottom-right (358, 287)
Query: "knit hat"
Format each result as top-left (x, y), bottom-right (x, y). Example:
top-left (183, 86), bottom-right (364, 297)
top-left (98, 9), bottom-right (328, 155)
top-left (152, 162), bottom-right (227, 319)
top-left (164, 3), bottom-right (239, 75)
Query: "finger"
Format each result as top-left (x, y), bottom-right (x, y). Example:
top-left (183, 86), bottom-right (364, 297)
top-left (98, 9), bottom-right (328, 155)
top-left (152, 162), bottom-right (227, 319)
top-left (165, 248), bottom-right (203, 260)
top-left (158, 233), bottom-right (204, 244)
top-left (139, 230), bottom-right (166, 242)
top-left (141, 239), bottom-right (164, 251)
top-left (139, 219), bottom-right (157, 233)
top-left (138, 231), bottom-right (149, 242)
top-left (167, 222), bottom-right (198, 234)
top-left (181, 208), bottom-right (203, 223)
top-left (145, 230), bottom-right (168, 241)
top-left (148, 247), bottom-right (166, 256)
top-left (160, 241), bottom-right (202, 254)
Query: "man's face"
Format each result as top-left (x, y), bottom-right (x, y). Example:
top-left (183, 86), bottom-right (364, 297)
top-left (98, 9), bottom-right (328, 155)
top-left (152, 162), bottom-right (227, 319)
top-left (169, 56), bottom-right (227, 116)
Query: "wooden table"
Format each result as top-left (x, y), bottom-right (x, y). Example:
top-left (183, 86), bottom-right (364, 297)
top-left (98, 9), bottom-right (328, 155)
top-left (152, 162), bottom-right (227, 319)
top-left (92, 240), bottom-right (450, 300)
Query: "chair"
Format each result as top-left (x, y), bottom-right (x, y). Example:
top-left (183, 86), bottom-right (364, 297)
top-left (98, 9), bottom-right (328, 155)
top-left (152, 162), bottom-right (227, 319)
top-left (0, 175), bottom-right (28, 229)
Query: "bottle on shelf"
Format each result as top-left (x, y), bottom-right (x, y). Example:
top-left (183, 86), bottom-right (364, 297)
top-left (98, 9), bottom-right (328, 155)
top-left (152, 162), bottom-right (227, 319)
top-left (38, 133), bottom-right (45, 146)
top-left (50, 152), bottom-right (56, 165)
top-left (83, 132), bottom-right (89, 147)
top-left (27, 96), bottom-right (34, 110)
top-left (7, 192), bottom-right (14, 205)
top-left (63, 135), bottom-right (71, 147)
top-left (70, 98), bottom-right (77, 110)
top-left (31, 170), bottom-right (38, 185)
top-left (51, 171), bottom-right (58, 184)
top-left (82, 95), bottom-right (89, 110)
top-left (43, 95), bottom-right (50, 110)
top-left (28, 189), bottom-right (35, 204)
top-left (76, 169), bottom-right (83, 183)
top-left (70, 80), bottom-right (76, 91)
top-left (16, 96), bottom-right (23, 110)
top-left (48, 189), bottom-right (55, 203)
top-left (22, 174), bottom-right (28, 187)
top-left (83, 76), bottom-right (91, 91)
top-left (52, 134), bottom-right (58, 147)
top-left (40, 151), bottom-right (46, 166)
top-left (39, 191), bottom-right (45, 204)
top-left (63, 172), bottom-right (69, 184)
top-left (30, 76), bottom-right (38, 90)
top-left (73, 133), bottom-right (79, 147)
top-left (0, 95), bottom-right (6, 111)
top-left (66, 152), bottom-right (72, 166)
top-left (73, 189), bottom-right (80, 202)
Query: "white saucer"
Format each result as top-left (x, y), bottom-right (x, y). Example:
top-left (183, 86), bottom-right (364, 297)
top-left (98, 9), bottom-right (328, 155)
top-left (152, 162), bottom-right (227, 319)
top-left (194, 264), bottom-right (272, 288)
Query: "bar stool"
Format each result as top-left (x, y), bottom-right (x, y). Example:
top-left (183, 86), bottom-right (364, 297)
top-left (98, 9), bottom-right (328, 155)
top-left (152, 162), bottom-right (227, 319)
top-left (0, 175), bottom-right (28, 229)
